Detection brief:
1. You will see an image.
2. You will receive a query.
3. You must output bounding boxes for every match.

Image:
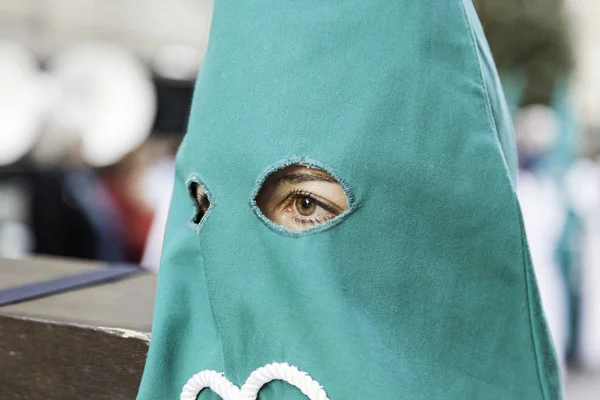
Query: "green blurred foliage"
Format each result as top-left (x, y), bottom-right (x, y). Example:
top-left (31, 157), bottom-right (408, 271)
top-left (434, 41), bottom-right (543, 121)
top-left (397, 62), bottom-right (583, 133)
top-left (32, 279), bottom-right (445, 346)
top-left (473, 0), bottom-right (573, 106)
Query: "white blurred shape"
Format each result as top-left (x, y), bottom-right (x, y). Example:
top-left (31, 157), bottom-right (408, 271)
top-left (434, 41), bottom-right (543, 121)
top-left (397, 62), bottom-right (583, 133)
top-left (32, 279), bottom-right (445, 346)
top-left (566, 159), bottom-right (600, 369)
top-left (153, 44), bottom-right (202, 81)
top-left (141, 158), bottom-right (175, 272)
top-left (47, 42), bottom-right (157, 167)
top-left (518, 170), bottom-right (569, 369)
top-left (0, 183), bottom-right (28, 222)
top-left (0, 222), bottom-right (33, 259)
top-left (0, 42), bottom-right (43, 166)
top-left (515, 105), bottom-right (559, 155)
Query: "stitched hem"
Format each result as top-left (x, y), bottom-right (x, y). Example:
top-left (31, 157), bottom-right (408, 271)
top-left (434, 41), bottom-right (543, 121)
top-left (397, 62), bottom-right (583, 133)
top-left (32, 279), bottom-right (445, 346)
top-left (186, 173), bottom-right (217, 234)
top-left (182, 172), bottom-right (227, 381)
top-left (459, 0), bottom-right (516, 190)
top-left (517, 207), bottom-right (552, 399)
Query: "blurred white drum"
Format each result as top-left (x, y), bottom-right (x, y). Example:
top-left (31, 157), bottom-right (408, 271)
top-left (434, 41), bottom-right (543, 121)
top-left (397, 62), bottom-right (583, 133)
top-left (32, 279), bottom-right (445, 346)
top-left (0, 42), bottom-right (44, 166)
top-left (46, 42), bottom-right (156, 167)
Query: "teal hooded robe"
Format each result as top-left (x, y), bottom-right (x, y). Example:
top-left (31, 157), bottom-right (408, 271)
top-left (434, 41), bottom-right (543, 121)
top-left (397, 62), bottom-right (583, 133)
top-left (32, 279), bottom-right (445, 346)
top-left (138, 0), bottom-right (562, 398)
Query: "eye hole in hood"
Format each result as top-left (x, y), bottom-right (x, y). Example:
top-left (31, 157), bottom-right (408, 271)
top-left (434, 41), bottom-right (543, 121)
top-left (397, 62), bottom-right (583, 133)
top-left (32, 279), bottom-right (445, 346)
top-left (252, 162), bottom-right (356, 235)
top-left (190, 182), bottom-right (211, 224)
top-left (187, 177), bottom-right (215, 231)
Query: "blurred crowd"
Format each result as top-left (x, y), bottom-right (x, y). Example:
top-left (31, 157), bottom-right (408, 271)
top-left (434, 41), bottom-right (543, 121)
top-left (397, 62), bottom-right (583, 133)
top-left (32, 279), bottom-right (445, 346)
top-left (1, 0), bottom-right (599, 383)
top-left (0, 42), bottom-right (192, 265)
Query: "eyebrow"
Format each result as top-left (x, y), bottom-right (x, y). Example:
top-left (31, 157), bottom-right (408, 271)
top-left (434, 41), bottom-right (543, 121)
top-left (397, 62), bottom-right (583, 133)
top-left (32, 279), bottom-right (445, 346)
top-left (276, 172), bottom-right (338, 185)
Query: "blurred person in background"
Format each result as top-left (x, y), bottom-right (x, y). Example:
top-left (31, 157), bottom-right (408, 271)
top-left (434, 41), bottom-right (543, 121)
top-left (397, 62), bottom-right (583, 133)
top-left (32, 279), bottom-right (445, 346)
top-left (98, 147), bottom-right (155, 263)
top-left (566, 152), bottom-right (600, 370)
top-left (0, 41), bottom-right (171, 265)
top-left (29, 130), bottom-right (155, 264)
top-left (514, 105), bottom-right (570, 369)
top-left (563, 0), bottom-right (600, 370)
top-left (28, 135), bottom-right (126, 262)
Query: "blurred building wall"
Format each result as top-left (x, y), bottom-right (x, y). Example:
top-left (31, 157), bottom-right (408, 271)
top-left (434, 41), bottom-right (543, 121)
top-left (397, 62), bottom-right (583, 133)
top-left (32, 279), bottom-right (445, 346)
top-left (567, 0), bottom-right (600, 129)
top-left (0, 0), bottom-right (212, 64)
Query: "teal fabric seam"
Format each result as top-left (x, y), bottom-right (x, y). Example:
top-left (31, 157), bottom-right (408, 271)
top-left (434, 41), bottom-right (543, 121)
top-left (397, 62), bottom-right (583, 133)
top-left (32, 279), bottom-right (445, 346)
top-left (460, 1), bottom-right (549, 398)
top-left (249, 157), bottom-right (360, 237)
top-left (517, 209), bottom-right (552, 399)
top-left (184, 173), bottom-right (228, 382)
top-left (186, 174), bottom-right (217, 234)
top-left (459, 0), bottom-right (516, 191)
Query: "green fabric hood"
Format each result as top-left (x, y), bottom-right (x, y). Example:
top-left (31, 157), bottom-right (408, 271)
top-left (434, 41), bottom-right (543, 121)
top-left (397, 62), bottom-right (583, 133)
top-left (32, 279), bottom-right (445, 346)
top-left (138, 0), bottom-right (562, 398)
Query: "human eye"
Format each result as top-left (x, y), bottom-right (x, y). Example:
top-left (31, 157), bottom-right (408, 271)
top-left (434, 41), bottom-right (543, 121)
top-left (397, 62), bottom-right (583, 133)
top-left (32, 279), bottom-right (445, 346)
top-left (280, 189), bottom-right (344, 228)
top-left (255, 165), bottom-right (349, 231)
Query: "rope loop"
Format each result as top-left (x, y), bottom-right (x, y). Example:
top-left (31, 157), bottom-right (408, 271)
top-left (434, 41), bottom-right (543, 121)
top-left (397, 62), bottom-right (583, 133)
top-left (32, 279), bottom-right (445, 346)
top-left (180, 370), bottom-right (240, 400)
top-left (180, 362), bottom-right (330, 400)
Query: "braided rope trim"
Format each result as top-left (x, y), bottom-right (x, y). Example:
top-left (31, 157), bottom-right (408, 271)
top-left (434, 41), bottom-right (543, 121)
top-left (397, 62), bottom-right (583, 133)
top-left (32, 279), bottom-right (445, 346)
top-left (180, 370), bottom-right (240, 400)
top-left (180, 362), bottom-right (330, 400)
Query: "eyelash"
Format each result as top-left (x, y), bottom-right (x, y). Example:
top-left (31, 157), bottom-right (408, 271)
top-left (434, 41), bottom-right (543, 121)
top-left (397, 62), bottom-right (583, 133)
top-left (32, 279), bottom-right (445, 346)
top-left (286, 189), bottom-right (338, 226)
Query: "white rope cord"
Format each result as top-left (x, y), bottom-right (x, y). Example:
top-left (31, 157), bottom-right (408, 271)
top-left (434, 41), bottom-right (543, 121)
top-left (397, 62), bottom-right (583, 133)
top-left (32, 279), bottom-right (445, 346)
top-left (239, 362), bottom-right (330, 400)
top-left (180, 362), bottom-right (330, 400)
top-left (180, 370), bottom-right (240, 400)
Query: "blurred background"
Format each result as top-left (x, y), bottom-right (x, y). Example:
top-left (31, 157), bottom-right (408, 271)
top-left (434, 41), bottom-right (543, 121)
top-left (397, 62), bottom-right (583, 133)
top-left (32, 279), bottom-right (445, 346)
top-left (0, 0), bottom-right (599, 397)
top-left (0, 0), bottom-right (212, 266)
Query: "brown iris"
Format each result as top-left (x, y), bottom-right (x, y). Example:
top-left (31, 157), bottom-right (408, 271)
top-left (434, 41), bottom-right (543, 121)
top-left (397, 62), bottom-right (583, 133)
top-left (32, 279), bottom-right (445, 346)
top-left (295, 196), bottom-right (316, 216)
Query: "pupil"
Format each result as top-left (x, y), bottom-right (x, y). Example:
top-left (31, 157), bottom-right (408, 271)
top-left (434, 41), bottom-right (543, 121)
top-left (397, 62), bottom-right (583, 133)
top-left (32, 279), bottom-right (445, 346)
top-left (295, 196), bottom-right (316, 216)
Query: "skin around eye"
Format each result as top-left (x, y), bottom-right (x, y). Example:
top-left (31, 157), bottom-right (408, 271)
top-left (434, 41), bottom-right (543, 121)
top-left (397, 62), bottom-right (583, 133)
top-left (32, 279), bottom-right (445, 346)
top-left (255, 165), bottom-right (349, 231)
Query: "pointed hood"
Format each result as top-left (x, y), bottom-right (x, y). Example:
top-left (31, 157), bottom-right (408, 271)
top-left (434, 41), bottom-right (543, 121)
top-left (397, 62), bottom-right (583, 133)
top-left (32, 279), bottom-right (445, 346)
top-left (138, 1), bottom-right (561, 398)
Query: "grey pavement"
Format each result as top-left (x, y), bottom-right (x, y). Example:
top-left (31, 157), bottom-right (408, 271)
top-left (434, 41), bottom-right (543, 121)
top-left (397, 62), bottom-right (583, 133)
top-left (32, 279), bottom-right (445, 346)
top-left (566, 370), bottom-right (600, 400)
